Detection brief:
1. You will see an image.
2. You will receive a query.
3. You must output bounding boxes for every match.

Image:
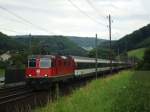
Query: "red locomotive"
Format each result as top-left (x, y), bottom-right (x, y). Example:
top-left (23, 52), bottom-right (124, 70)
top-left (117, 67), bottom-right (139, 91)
top-left (26, 55), bottom-right (75, 83)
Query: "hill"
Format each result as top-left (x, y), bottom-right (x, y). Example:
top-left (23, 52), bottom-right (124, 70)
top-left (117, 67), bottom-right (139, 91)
top-left (13, 35), bottom-right (87, 56)
top-left (0, 33), bottom-right (87, 56)
top-left (136, 37), bottom-right (150, 48)
top-left (128, 48), bottom-right (146, 60)
top-left (99, 24), bottom-right (150, 53)
top-left (98, 40), bottom-right (117, 48)
top-left (88, 47), bottom-right (116, 59)
top-left (0, 32), bottom-right (25, 54)
top-left (68, 36), bottom-right (108, 50)
top-left (114, 24), bottom-right (150, 52)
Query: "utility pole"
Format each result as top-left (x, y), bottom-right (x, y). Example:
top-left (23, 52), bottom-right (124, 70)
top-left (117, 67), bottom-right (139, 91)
top-left (117, 48), bottom-right (119, 57)
top-left (95, 34), bottom-right (98, 79)
top-left (108, 14), bottom-right (112, 74)
top-left (29, 33), bottom-right (32, 54)
top-left (125, 39), bottom-right (128, 63)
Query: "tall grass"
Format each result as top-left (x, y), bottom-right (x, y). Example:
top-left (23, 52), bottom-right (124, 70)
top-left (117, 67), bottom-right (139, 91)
top-left (34, 70), bottom-right (150, 112)
top-left (35, 70), bottom-right (144, 112)
top-left (112, 71), bottom-right (150, 112)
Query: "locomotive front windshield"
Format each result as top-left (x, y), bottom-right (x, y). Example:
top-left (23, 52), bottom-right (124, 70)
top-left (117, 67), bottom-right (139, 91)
top-left (28, 58), bottom-right (36, 67)
top-left (40, 58), bottom-right (51, 68)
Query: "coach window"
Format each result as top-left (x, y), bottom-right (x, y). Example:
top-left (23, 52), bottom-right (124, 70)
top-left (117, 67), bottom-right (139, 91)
top-left (40, 58), bottom-right (51, 68)
top-left (98, 63), bottom-right (101, 67)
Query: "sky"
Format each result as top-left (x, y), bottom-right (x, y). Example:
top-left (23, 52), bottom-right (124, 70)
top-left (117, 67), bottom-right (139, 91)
top-left (0, 0), bottom-right (149, 40)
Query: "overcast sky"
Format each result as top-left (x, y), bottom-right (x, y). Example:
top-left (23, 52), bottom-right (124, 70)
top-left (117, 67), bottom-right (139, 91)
top-left (0, 0), bottom-right (149, 39)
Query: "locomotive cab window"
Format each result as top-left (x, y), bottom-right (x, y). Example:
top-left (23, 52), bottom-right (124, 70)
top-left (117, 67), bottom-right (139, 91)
top-left (28, 58), bottom-right (36, 67)
top-left (40, 58), bottom-right (51, 68)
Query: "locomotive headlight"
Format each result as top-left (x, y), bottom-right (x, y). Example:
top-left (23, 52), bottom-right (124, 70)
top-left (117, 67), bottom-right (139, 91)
top-left (29, 74), bottom-right (32, 77)
top-left (36, 69), bottom-right (40, 74)
top-left (44, 74), bottom-right (48, 77)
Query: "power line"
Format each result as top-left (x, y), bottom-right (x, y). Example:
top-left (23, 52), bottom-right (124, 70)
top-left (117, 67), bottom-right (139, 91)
top-left (0, 6), bottom-right (56, 35)
top-left (85, 0), bottom-right (106, 20)
top-left (0, 22), bottom-right (10, 26)
top-left (0, 27), bottom-right (23, 34)
top-left (0, 14), bottom-right (36, 26)
top-left (67, 0), bottom-right (107, 27)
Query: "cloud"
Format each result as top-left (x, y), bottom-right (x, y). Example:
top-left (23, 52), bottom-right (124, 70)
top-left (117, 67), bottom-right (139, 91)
top-left (0, 0), bottom-right (149, 39)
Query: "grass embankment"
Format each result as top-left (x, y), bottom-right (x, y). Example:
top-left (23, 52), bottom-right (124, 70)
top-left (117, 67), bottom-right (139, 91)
top-left (34, 70), bottom-right (150, 112)
top-left (0, 69), bottom-right (4, 77)
top-left (128, 48), bottom-right (145, 60)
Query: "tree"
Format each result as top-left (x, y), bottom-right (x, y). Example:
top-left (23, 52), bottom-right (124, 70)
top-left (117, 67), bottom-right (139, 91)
top-left (136, 48), bottom-right (150, 70)
top-left (9, 52), bottom-right (28, 69)
top-left (88, 48), bottom-right (116, 59)
top-left (141, 48), bottom-right (150, 70)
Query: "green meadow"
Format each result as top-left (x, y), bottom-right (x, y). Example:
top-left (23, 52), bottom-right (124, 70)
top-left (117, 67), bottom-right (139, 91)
top-left (128, 48), bottom-right (146, 60)
top-left (34, 70), bottom-right (150, 112)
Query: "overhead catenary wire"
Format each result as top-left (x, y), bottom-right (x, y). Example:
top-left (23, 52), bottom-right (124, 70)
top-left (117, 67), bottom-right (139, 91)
top-left (85, 0), bottom-right (106, 20)
top-left (0, 6), bottom-right (56, 35)
top-left (86, 0), bottom-right (123, 39)
top-left (67, 0), bottom-right (107, 27)
top-left (0, 14), bottom-right (37, 27)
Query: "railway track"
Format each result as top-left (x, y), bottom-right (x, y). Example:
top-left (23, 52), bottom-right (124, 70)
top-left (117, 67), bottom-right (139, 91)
top-left (0, 86), bottom-right (34, 105)
top-left (0, 86), bottom-right (25, 94)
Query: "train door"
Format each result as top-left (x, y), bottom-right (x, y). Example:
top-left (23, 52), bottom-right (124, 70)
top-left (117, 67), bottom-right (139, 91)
top-left (56, 58), bottom-right (62, 76)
